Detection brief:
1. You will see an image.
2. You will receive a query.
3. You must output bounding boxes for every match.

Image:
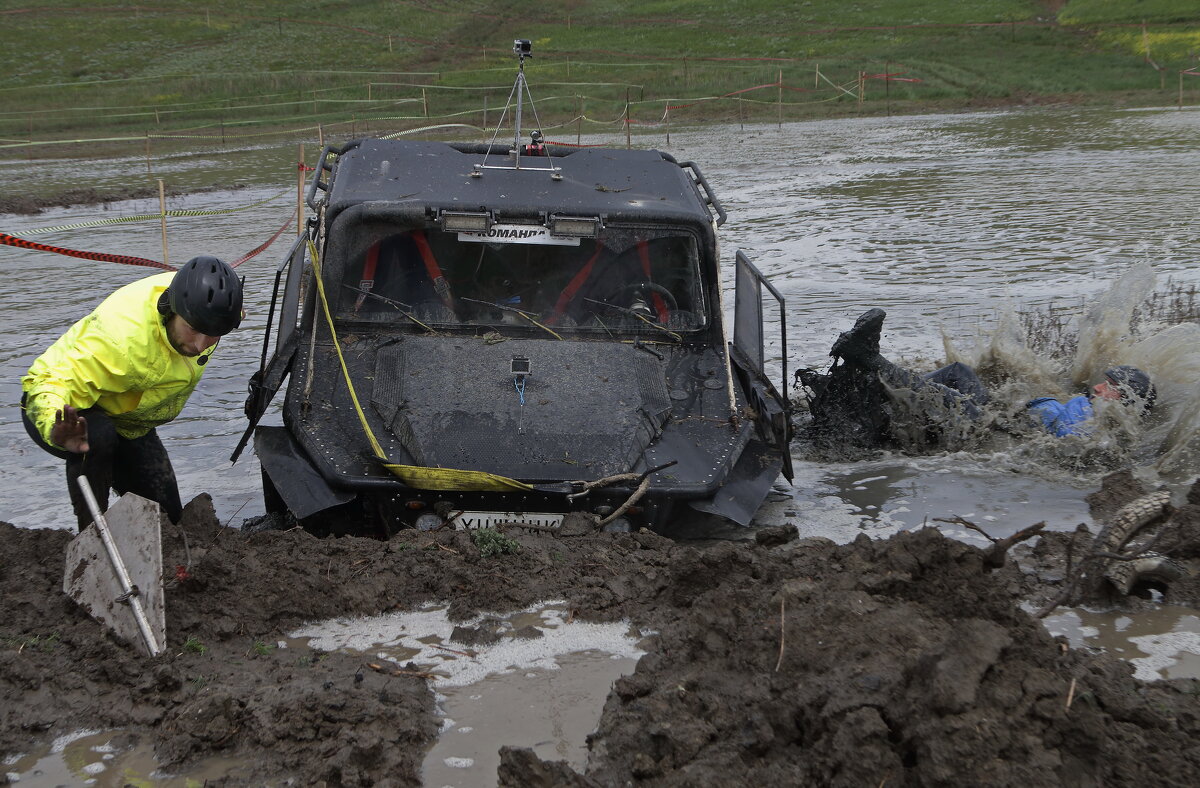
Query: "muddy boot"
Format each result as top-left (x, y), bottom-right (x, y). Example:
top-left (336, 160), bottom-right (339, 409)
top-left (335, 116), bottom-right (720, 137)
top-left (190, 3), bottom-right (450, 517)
top-left (829, 308), bottom-right (886, 368)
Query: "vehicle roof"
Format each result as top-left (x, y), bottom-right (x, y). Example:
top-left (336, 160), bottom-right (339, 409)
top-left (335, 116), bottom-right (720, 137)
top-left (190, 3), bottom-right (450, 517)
top-left (322, 139), bottom-right (715, 229)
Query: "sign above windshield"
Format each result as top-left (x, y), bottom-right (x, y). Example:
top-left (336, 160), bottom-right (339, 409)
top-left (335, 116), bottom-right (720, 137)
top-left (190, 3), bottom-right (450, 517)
top-left (457, 224), bottom-right (581, 246)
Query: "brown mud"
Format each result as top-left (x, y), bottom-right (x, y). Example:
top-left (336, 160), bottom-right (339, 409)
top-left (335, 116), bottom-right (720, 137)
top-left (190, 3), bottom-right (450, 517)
top-left (2, 475), bottom-right (1200, 787)
top-left (0, 183), bottom-right (245, 216)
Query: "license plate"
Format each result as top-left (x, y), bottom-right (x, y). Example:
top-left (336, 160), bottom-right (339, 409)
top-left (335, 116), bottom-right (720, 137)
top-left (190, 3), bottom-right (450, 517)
top-left (453, 511), bottom-right (564, 530)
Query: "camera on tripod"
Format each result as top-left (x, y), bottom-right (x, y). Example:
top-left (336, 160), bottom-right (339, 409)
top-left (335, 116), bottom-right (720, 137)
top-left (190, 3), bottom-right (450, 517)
top-left (513, 39), bottom-right (532, 59)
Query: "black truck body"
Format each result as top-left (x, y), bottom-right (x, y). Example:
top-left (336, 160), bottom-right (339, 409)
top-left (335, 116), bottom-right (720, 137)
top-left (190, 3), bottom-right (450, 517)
top-left (242, 137), bottom-right (790, 535)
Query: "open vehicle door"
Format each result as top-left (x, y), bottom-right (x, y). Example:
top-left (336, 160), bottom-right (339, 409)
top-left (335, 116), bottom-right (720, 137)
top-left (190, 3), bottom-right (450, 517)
top-left (731, 250), bottom-right (793, 482)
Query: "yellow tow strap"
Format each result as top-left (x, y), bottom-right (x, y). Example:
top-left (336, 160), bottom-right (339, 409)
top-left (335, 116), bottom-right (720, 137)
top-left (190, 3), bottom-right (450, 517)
top-left (306, 239), bottom-right (534, 492)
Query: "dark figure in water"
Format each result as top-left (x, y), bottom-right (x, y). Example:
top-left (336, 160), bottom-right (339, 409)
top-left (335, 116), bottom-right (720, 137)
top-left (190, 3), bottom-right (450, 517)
top-left (796, 308), bottom-right (1154, 453)
top-left (796, 309), bottom-right (989, 452)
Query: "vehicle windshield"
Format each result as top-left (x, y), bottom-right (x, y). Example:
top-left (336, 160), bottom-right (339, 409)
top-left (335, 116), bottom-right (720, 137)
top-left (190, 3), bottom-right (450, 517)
top-left (334, 224), bottom-right (707, 335)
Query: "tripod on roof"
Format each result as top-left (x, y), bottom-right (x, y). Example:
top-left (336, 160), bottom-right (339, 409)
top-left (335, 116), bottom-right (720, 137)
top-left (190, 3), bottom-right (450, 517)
top-left (478, 39), bottom-right (556, 174)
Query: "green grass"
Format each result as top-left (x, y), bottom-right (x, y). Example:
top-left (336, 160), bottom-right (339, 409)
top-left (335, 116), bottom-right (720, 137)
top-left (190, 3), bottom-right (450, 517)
top-left (1, 1), bottom-right (1197, 156)
top-left (471, 528), bottom-right (521, 558)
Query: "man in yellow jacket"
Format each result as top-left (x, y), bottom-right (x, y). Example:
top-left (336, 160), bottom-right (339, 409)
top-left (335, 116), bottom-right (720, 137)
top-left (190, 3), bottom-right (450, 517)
top-left (21, 256), bottom-right (244, 530)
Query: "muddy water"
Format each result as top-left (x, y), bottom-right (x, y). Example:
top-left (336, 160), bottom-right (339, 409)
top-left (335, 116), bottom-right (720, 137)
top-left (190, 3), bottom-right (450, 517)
top-left (1045, 605), bottom-right (1200, 681)
top-left (290, 602), bottom-right (646, 787)
top-left (3, 728), bottom-right (241, 786)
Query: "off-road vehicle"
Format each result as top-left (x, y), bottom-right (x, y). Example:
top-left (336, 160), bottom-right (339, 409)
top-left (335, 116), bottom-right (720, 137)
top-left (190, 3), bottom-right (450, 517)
top-left (236, 47), bottom-right (791, 535)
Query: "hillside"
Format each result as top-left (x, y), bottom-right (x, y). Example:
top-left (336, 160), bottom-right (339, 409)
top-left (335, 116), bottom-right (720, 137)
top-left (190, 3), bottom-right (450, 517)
top-left (1, 0), bottom-right (1198, 157)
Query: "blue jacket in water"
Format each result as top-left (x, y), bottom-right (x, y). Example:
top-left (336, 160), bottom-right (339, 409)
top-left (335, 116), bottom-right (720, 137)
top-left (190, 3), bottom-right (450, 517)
top-left (1027, 395), bottom-right (1094, 437)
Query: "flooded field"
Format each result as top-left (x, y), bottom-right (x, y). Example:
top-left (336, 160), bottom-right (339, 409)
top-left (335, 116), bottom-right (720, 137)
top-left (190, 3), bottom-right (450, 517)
top-left (2, 106), bottom-right (1200, 785)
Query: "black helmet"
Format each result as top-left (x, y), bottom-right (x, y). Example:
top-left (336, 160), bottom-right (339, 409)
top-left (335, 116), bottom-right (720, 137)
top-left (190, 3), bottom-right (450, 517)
top-left (1104, 365), bottom-right (1156, 409)
top-left (167, 256), bottom-right (243, 336)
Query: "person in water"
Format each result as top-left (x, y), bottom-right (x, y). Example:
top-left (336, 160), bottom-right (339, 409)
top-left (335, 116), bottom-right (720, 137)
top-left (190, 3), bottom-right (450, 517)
top-left (798, 308), bottom-right (1155, 448)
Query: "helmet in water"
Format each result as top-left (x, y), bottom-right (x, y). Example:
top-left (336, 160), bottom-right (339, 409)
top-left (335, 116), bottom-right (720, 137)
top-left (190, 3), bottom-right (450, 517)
top-left (1103, 365), bottom-right (1156, 410)
top-left (167, 256), bottom-right (243, 336)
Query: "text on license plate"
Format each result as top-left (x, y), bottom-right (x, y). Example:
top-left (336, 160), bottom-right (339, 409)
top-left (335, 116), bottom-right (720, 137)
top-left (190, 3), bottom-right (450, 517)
top-left (454, 511), bottom-right (564, 530)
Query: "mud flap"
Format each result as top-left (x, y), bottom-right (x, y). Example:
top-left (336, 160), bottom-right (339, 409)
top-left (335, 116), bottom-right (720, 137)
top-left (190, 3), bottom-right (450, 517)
top-left (255, 426), bottom-right (355, 519)
top-left (63, 492), bottom-right (165, 658)
top-left (687, 439), bottom-right (783, 526)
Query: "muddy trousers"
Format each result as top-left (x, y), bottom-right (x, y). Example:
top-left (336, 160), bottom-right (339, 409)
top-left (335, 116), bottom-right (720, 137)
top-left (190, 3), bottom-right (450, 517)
top-left (21, 403), bottom-right (183, 531)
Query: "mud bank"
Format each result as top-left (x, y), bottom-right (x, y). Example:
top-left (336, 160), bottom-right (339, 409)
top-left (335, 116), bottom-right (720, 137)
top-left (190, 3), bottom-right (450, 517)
top-left (2, 480), bottom-right (1199, 786)
top-left (0, 183), bottom-right (244, 216)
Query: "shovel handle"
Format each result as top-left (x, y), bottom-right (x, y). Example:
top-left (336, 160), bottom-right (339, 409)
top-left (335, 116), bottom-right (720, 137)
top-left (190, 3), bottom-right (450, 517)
top-left (75, 477), bottom-right (164, 657)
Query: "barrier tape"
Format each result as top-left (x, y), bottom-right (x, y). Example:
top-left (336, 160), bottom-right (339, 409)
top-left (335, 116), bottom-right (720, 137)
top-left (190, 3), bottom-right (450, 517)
top-left (15, 188), bottom-right (290, 236)
top-left (3, 208), bottom-right (296, 272)
top-left (0, 232), bottom-right (174, 271)
top-left (864, 72), bottom-right (922, 83)
top-left (231, 210), bottom-right (295, 268)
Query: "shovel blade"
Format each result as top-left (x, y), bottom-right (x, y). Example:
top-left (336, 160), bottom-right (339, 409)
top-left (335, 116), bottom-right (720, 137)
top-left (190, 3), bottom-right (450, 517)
top-left (63, 493), bottom-right (166, 658)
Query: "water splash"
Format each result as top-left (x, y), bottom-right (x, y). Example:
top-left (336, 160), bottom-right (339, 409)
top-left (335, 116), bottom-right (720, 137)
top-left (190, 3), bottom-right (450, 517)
top-left (935, 262), bottom-right (1200, 483)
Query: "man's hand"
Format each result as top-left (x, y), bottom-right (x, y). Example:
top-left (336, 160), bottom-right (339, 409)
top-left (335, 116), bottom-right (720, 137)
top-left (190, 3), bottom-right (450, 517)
top-left (51, 406), bottom-right (89, 453)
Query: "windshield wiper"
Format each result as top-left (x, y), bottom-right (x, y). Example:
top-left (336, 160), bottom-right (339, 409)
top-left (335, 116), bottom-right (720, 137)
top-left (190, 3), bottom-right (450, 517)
top-left (340, 284), bottom-right (435, 331)
top-left (460, 297), bottom-right (563, 340)
top-left (583, 298), bottom-right (682, 342)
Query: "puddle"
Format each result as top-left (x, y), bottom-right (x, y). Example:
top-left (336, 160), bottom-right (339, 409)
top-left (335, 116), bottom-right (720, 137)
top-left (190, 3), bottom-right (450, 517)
top-left (425, 650), bottom-right (639, 786)
top-left (1043, 605), bottom-right (1200, 681)
top-left (290, 601), bottom-right (647, 787)
top-left (3, 728), bottom-right (235, 787)
top-left (754, 459), bottom-right (1095, 544)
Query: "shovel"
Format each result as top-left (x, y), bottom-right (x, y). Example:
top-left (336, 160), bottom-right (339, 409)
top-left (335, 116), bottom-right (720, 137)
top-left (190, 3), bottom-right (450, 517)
top-left (62, 477), bottom-right (165, 657)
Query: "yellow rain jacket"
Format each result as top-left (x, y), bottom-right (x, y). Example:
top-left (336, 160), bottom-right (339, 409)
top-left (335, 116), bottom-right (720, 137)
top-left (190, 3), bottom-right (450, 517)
top-left (22, 271), bottom-right (211, 449)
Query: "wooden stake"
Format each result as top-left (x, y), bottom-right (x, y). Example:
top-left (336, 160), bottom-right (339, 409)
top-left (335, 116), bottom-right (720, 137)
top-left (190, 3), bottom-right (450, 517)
top-left (157, 179), bottom-right (169, 268)
top-left (665, 104), bottom-right (670, 146)
top-left (422, 88), bottom-right (428, 118)
top-left (388, 35), bottom-right (393, 53)
top-left (815, 63), bottom-right (819, 89)
top-left (1065, 677), bottom-right (1077, 710)
top-left (625, 88), bottom-right (631, 149)
top-left (318, 124), bottom-right (324, 148)
top-left (482, 95), bottom-right (488, 137)
top-left (1180, 71), bottom-right (1185, 109)
top-left (145, 134), bottom-right (152, 174)
top-left (777, 68), bottom-right (783, 129)
top-left (885, 61), bottom-right (890, 117)
top-left (576, 96), bottom-right (582, 145)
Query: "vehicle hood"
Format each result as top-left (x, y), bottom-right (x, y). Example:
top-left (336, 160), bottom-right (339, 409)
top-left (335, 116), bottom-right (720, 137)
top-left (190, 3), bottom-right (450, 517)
top-left (370, 337), bottom-right (672, 480)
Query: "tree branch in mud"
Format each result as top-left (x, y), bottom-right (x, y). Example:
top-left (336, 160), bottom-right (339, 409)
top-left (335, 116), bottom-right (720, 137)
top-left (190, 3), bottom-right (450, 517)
top-left (932, 517), bottom-right (1046, 569)
top-left (1035, 520), bottom-right (1177, 619)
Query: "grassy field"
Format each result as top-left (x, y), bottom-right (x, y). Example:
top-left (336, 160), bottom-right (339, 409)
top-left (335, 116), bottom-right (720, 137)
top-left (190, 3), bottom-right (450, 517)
top-left (1, 0), bottom-right (1197, 157)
